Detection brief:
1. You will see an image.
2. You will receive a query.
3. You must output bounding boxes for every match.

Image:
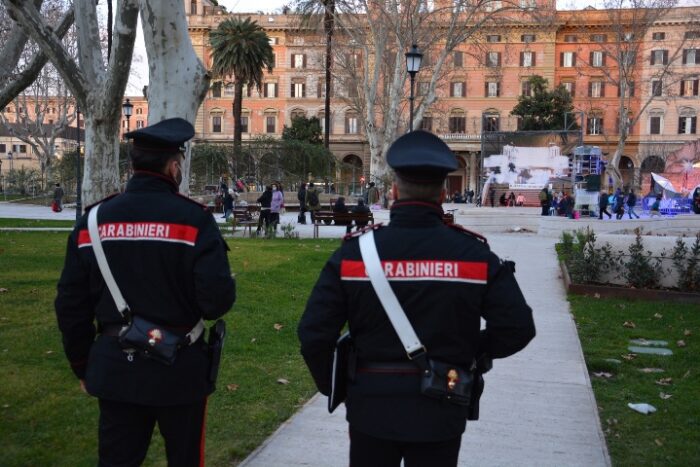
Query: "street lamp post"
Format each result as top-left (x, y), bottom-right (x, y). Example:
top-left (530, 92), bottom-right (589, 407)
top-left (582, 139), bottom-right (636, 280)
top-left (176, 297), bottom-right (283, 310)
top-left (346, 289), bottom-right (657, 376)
top-left (123, 98), bottom-right (134, 180)
top-left (75, 107), bottom-right (82, 222)
top-left (405, 44), bottom-right (423, 132)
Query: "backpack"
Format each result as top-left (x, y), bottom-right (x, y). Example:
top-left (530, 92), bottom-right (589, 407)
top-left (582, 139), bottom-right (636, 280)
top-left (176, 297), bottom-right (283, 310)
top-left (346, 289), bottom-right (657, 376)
top-left (308, 189), bottom-right (319, 206)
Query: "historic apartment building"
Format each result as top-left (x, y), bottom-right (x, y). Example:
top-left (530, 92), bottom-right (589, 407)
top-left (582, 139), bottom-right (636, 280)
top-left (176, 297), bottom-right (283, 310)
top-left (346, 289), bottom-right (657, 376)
top-left (3, 0), bottom-right (699, 193)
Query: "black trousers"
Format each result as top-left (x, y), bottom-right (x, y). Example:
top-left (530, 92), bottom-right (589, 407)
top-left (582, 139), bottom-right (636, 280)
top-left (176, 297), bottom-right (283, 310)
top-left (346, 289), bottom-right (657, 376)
top-left (98, 398), bottom-right (207, 467)
top-left (349, 426), bottom-right (462, 467)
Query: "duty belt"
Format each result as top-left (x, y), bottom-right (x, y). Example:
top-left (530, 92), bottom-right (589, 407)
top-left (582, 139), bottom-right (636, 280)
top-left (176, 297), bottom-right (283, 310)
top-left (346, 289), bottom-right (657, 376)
top-left (100, 323), bottom-right (199, 341)
top-left (357, 360), bottom-right (422, 375)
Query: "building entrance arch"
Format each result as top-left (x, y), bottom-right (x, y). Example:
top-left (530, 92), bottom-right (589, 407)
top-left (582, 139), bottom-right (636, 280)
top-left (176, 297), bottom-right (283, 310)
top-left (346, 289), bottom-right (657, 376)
top-left (340, 154), bottom-right (363, 196)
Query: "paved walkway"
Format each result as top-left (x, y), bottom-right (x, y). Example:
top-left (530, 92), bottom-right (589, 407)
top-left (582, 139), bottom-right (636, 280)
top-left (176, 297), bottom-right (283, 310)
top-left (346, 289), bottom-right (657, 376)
top-left (240, 235), bottom-right (610, 466)
top-left (1, 201), bottom-right (611, 466)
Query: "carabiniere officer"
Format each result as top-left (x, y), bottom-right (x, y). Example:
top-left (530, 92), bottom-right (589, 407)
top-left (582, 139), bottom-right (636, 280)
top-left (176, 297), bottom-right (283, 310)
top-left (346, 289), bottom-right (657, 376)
top-left (55, 118), bottom-right (235, 466)
top-left (298, 130), bottom-right (536, 467)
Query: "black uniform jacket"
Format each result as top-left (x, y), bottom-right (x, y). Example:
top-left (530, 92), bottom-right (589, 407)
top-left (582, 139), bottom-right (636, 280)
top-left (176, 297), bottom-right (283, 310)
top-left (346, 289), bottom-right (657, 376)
top-left (55, 171), bottom-right (236, 406)
top-left (298, 200), bottom-right (535, 442)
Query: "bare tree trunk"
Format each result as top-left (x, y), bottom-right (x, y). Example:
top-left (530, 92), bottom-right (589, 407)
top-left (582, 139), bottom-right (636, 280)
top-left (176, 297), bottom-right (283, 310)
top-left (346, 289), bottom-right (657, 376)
top-left (138, 0), bottom-right (210, 195)
top-left (323, 0), bottom-right (334, 149)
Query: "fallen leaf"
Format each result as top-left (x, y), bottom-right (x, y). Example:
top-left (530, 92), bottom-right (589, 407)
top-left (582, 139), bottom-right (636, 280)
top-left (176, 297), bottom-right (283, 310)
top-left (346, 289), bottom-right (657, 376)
top-left (655, 438), bottom-right (664, 447)
top-left (0, 288), bottom-right (8, 293)
top-left (45, 350), bottom-right (54, 355)
top-left (250, 338), bottom-right (257, 343)
top-left (621, 353), bottom-right (637, 360)
top-left (683, 370), bottom-right (691, 379)
top-left (618, 304), bottom-right (626, 309)
top-left (593, 372), bottom-right (613, 378)
top-left (226, 384), bottom-right (239, 392)
top-left (273, 323), bottom-right (284, 331)
top-left (684, 329), bottom-right (692, 337)
top-left (277, 378), bottom-right (290, 385)
top-left (677, 340), bottom-right (686, 348)
top-left (654, 313), bottom-right (663, 319)
top-left (623, 321), bottom-right (636, 328)
top-left (655, 377), bottom-right (673, 386)
top-left (659, 392), bottom-right (672, 400)
top-left (593, 293), bottom-right (601, 299)
top-left (2, 404), bottom-right (9, 409)
top-left (639, 368), bottom-right (665, 373)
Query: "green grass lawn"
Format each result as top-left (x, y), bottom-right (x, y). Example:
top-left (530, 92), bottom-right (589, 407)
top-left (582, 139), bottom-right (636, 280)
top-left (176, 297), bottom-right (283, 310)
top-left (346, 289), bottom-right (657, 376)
top-left (0, 230), bottom-right (339, 466)
top-left (0, 218), bottom-right (77, 228)
top-left (570, 295), bottom-right (700, 466)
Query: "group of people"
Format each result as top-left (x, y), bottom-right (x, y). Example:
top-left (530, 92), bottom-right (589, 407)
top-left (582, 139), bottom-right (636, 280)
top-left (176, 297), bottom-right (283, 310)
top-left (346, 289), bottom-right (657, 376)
top-left (54, 122), bottom-right (534, 467)
top-left (450, 189), bottom-right (476, 204)
top-left (598, 188), bottom-right (640, 219)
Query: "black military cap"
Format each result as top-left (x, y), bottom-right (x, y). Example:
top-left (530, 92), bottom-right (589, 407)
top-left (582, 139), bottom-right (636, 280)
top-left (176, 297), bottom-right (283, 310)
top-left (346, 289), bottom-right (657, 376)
top-left (125, 117), bottom-right (194, 153)
top-left (387, 130), bottom-right (457, 182)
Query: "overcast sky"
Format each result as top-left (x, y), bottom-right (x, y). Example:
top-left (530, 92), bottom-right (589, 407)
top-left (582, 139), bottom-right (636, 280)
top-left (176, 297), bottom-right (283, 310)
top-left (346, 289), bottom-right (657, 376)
top-left (126, 0), bottom-right (700, 93)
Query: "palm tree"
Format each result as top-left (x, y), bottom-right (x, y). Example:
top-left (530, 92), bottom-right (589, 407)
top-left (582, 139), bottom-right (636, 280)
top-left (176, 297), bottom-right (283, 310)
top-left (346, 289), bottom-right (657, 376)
top-left (209, 17), bottom-right (274, 158)
top-left (295, 0), bottom-right (336, 149)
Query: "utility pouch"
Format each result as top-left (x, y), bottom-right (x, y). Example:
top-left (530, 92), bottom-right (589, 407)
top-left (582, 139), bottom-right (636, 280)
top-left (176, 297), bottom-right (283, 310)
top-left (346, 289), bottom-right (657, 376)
top-left (208, 319), bottom-right (226, 384)
top-left (118, 315), bottom-right (183, 366)
top-left (420, 359), bottom-right (473, 406)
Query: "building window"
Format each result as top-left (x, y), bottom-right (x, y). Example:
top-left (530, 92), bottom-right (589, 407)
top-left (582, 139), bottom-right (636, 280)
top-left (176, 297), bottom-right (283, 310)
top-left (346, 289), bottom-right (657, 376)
top-left (448, 116), bottom-right (466, 133)
top-left (0, 144), bottom-right (6, 153)
top-left (685, 31), bottom-right (700, 39)
top-left (421, 116), bottom-right (433, 132)
top-left (561, 52), bottom-right (575, 67)
top-left (486, 35), bottom-right (501, 43)
top-left (266, 115), bottom-right (276, 133)
top-left (621, 32), bottom-right (635, 42)
top-left (212, 82), bottom-right (222, 98)
top-left (683, 49), bottom-right (700, 65)
top-left (520, 51), bottom-right (535, 67)
top-left (190, 1), bottom-right (197, 15)
top-left (135, 108), bottom-right (143, 115)
top-left (486, 81), bottom-right (500, 97)
top-left (522, 80), bottom-right (532, 97)
top-left (346, 78), bottom-right (358, 98)
top-left (292, 54), bottom-right (306, 69)
top-left (650, 49), bottom-right (668, 65)
top-left (591, 51), bottom-right (605, 67)
top-left (587, 117), bottom-right (603, 135)
top-left (620, 51), bottom-right (636, 67)
top-left (136, 120), bottom-right (144, 129)
top-left (264, 82), bottom-right (278, 98)
top-left (224, 83), bottom-right (235, 97)
top-left (269, 37), bottom-right (279, 45)
top-left (486, 52), bottom-right (501, 67)
top-left (238, 116), bottom-right (249, 133)
top-left (212, 116), bottom-right (222, 133)
top-left (317, 113), bottom-right (327, 134)
top-left (453, 51), bottom-right (463, 68)
top-left (681, 79), bottom-right (699, 96)
top-left (652, 32), bottom-right (665, 41)
top-left (521, 34), bottom-right (535, 43)
top-left (417, 81), bottom-right (430, 96)
top-left (618, 81), bottom-right (635, 97)
top-left (450, 81), bottom-right (465, 97)
top-left (564, 35), bottom-right (577, 43)
top-left (562, 81), bottom-right (575, 97)
top-left (345, 113), bottom-right (359, 134)
top-left (484, 115), bottom-right (500, 132)
top-left (519, 0), bottom-right (536, 10)
top-left (589, 81), bottom-right (604, 98)
top-left (652, 80), bottom-right (663, 97)
top-left (678, 116), bottom-right (697, 134)
top-left (291, 81), bottom-right (306, 98)
top-left (591, 34), bottom-right (607, 42)
top-left (650, 116), bottom-right (662, 134)
top-left (484, 0), bottom-right (501, 11)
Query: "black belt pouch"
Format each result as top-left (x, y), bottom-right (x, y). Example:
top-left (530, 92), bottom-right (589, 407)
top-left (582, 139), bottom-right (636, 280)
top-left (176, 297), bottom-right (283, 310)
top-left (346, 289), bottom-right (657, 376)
top-left (420, 359), bottom-right (473, 406)
top-left (208, 319), bottom-right (226, 384)
top-left (118, 315), bottom-right (183, 365)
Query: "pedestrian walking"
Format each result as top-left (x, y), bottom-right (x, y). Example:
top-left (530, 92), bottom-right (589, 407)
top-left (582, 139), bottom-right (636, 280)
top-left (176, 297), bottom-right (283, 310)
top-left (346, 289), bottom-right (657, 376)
top-left (222, 189), bottom-right (234, 220)
top-left (539, 187), bottom-right (550, 216)
top-left (53, 183), bottom-right (64, 212)
top-left (306, 182), bottom-right (321, 223)
top-left (297, 183), bottom-right (307, 224)
top-left (257, 185), bottom-right (272, 234)
top-left (298, 130), bottom-right (535, 467)
top-left (55, 118), bottom-right (236, 466)
top-left (598, 190), bottom-right (612, 219)
top-left (270, 183), bottom-right (284, 230)
top-left (626, 189), bottom-right (640, 219)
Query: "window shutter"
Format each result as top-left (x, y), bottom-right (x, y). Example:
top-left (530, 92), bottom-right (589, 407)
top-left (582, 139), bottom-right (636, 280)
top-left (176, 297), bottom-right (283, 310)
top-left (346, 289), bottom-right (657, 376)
top-left (275, 84), bottom-right (278, 98)
top-left (264, 84), bottom-right (268, 98)
top-left (520, 52), bottom-right (524, 66)
top-left (695, 50), bottom-right (700, 63)
top-left (486, 52), bottom-right (490, 65)
top-left (302, 83), bottom-right (306, 98)
top-left (694, 80), bottom-right (699, 96)
top-left (600, 119), bottom-right (604, 134)
top-left (303, 54), bottom-right (307, 68)
top-left (681, 81), bottom-right (686, 96)
top-left (463, 82), bottom-right (467, 97)
top-left (291, 83), bottom-right (295, 97)
top-left (663, 50), bottom-right (668, 64)
top-left (532, 53), bottom-right (536, 67)
top-left (570, 83), bottom-right (575, 97)
top-left (485, 82), bottom-right (489, 97)
top-left (497, 53), bottom-right (501, 66)
top-left (497, 82), bottom-right (500, 97)
top-left (630, 82), bottom-right (634, 97)
top-left (692, 117), bottom-right (697, 134)
top-left (450, 83), bottom-right (454, 97)
top-left (602, 52), bottom-right (606, 66)
top-left (560, 52), bottom-right (564, 66)
top-left (572, 52), bottom-right (576, 66)
top-left (589, 82), bottom-right (593, 97)
top-left (683, 50), bottom-right (688, 65)
top-left (601, 83), bottom-right (605, 97)
top-left (650, 52), bottom-right (655, 65)
top-left (590, 52), bottom-right (594, 64)
top-left (679, 117), bottom-right (684, 134)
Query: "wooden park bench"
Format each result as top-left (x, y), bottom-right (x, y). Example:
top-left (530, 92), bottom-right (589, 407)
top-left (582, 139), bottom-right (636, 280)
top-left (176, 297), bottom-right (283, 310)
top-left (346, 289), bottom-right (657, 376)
top-left (231, 206), bottom-right (259, 237)
top-left (312, 211), bottom-right (374, 239)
